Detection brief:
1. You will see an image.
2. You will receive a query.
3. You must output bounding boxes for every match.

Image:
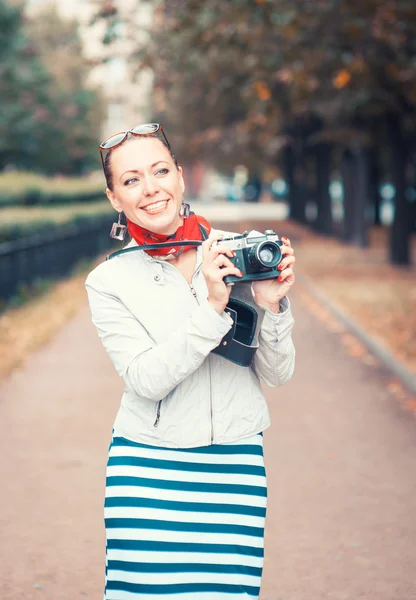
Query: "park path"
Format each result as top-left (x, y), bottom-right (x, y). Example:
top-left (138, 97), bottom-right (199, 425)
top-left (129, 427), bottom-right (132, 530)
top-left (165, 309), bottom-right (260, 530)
top-left (1, 289), bottom-right (416, 600)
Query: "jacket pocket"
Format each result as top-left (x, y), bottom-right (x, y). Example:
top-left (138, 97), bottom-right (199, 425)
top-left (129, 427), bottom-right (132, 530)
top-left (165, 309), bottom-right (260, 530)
top-left (153, 400), bottom-right (163, 427)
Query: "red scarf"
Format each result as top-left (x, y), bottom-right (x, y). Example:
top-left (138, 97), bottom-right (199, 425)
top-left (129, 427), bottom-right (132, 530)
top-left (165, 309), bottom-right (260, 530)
top-left (127, 213), bottom-right (211, 258)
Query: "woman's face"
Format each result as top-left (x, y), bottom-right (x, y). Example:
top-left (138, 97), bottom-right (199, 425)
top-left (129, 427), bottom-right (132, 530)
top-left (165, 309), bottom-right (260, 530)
top-left (106, 137), bottom-right (185, 235)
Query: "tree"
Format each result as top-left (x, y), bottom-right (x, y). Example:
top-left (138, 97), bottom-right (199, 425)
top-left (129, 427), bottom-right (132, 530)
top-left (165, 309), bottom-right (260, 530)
top-left (0, 0), bottom-right (106, 175)
top-left (96, 0), bottom-right (416, 261)
top-left (0, 0), bottom-right (51, 170)
top-left (27, 4), bottom-right (106, 175)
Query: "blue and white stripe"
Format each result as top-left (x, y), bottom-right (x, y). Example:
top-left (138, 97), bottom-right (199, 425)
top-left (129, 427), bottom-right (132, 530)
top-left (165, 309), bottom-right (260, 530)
top-left (104, 434), bottom-right (267, 599)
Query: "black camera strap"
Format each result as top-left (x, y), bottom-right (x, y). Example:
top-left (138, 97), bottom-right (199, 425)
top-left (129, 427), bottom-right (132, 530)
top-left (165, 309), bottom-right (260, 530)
top-left (106, 221), bottom-right (209, 261)
top-left (106, 240), bottom-right (204, 261)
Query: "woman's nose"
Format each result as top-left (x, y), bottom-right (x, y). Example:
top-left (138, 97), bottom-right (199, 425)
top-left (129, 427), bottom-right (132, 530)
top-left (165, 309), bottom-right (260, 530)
top-left (143, 176), bottom-right (159, 196)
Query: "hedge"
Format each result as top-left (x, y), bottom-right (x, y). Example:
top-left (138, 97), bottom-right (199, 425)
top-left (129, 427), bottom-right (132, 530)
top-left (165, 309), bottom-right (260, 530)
top-left (0, 172), bottom-right (106, 207)
top-left (0, 212), bottom-right (114, 244)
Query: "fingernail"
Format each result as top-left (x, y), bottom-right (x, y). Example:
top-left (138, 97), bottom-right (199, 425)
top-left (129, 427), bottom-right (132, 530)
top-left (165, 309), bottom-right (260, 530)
top-left (278, 275), bottom-right (283, 282)
top-left (239, 270), bottom-right (243, 276)
top-left (278, 264), bottom-right (284, 270)
top-left (282, 237), bottom-right (290, 244)
top-left (232, 252), bottom-right (236, 257)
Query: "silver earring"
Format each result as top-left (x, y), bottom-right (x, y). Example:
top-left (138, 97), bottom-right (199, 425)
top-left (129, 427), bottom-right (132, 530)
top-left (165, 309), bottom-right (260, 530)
top-left (110, 212), bottom-right (127, 240)
top-left (179, 202), bottom-right (190, 218)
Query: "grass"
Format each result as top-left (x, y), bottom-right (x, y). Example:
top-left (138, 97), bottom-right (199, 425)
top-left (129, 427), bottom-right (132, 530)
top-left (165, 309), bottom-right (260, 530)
top-left (0, 257), bottom-right (104, 382)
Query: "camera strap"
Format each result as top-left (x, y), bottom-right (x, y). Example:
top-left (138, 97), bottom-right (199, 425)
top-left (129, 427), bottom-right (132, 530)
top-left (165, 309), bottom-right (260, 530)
top-left (106, 240), bottom-right (204, 261)
top-left (107, 221), bottom-right (209, 260)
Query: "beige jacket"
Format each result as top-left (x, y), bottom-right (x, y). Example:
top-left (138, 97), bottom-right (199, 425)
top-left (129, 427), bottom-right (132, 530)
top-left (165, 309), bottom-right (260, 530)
top-left (85, 233), bottom-right (295, 448)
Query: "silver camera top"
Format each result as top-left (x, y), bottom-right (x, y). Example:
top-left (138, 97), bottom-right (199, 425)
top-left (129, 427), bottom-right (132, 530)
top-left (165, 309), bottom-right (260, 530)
top-left (217, 229), bottom-right (279, 250)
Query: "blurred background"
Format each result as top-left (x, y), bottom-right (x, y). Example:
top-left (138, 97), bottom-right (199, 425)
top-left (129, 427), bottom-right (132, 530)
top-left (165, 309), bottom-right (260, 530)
top-left (1, 3), bottom-right (416, 598)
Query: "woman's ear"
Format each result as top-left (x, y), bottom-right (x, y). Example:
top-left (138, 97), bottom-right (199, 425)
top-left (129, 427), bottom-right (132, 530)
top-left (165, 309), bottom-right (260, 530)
top-left (178, 166), bottom-right (185, 194)
top-left (106, 187), bottom-right (122, 212)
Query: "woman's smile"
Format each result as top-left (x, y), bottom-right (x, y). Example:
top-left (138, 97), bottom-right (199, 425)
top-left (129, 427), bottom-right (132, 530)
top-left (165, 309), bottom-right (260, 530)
top-left (141, 199), bottom-right (169, 215)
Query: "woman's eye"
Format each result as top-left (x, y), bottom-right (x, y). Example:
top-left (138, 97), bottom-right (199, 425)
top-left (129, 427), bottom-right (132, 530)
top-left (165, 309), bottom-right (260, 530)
top-left (124, 177), bottom-right (139, 185)
top-left (156, 168), bottom-right (169, 176)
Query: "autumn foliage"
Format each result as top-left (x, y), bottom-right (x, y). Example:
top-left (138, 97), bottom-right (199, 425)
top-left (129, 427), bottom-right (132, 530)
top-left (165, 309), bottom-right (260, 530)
top-left (96, 0), bottom-right (416, 264)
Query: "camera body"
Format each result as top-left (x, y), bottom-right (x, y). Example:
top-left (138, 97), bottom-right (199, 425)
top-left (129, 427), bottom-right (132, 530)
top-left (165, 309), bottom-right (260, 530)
top-left (216, 229), bottom-right (283, 285)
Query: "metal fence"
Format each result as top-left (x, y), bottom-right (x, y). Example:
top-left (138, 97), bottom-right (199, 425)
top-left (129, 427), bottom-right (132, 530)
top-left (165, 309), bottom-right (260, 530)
top-left (0, 214), bottom-right (116, 304)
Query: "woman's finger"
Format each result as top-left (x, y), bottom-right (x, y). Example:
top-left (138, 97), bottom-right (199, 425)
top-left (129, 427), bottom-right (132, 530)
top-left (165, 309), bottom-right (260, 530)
top-left (213, 254), bottom-right (235, 269)
top-left (277, 255), bottom-right (296, 271)
top-left (281, 236), bottom-right (291, 247)
top-left (210, 244), bottom-right (235, 261)
top-left (277, 267), bottom-right (295, 283)
top-left (280, 244), bottom-right (294, 257)
top-left (202, 232), bottom-right (235, 261)
top-left (202, 232), bottom-right (225, 259)
top-left (202, 233), bottom-right (236, 262)
top-left (214, 266), bottom-right (243, 281)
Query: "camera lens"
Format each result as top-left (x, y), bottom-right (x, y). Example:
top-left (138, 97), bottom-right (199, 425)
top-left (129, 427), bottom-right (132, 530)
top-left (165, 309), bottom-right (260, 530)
top-left (248, 241), bottom-right (282, 271)
top-left (259, 247), bottom-right (275, 264)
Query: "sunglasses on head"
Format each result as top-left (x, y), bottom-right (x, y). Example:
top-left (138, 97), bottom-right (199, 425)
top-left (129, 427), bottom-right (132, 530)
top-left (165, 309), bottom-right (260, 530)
top-left (99, 123), bottom-right (172, 168)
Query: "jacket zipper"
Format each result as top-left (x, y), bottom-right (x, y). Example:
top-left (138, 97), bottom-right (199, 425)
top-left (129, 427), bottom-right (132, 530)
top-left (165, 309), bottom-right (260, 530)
top-left (153, 401), bottom-right (162, 427)
top-left (150, 258), bottom-right (213, 440)
top-left (189, 284), bottom-right (214, 444)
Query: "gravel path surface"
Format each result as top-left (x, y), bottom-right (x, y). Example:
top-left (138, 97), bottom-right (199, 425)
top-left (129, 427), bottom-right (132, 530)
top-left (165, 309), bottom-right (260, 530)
top-left (1, 290), bottom-right (415, 600)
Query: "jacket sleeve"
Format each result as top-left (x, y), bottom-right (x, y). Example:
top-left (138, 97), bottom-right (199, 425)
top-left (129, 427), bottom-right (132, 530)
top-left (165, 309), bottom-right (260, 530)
top-left (85, 275), bottom-right (233, 402)
top-left (252, 296), bottom-right (295, 387)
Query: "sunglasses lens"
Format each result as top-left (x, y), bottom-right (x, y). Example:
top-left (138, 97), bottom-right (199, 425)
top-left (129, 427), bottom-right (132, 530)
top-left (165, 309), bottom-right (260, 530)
top-left (131, 123), bottom-right (160, 135)
top-left (101, 132), bottom-right (127, 149)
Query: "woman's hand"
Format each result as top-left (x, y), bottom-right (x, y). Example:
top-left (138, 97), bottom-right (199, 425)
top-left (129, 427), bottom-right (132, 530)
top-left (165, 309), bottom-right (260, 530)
top-left (252, 236), bottom-right (295, 313)
top-left (202, 232), bottom-right (243, 315)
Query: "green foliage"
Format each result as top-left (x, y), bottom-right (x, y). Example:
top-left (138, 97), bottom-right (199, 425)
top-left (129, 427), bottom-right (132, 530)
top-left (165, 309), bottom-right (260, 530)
top-left (0, 0), bottom-right (105, 176)
top-left (27, 5), bottom-right (106, 175)
top-left (0, 171), bottom-right (106, 207)
top-left (0, 0), bottom-right (51, 171)
top-left (0, 211), bottom-right (113, 244)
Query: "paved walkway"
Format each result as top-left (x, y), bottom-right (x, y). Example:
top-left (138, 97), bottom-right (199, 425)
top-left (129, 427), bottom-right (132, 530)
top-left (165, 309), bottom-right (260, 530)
top-left (1, 288), bottom-right (416, 599)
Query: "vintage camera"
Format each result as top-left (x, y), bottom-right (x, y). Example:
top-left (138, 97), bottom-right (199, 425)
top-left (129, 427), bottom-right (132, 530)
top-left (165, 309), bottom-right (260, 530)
top-left (216, 229), bottom-right (284, 285)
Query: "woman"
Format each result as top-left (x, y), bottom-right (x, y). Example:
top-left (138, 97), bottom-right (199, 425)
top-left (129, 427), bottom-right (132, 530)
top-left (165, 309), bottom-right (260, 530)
top-left (86, 123), bottom-right (296, 600)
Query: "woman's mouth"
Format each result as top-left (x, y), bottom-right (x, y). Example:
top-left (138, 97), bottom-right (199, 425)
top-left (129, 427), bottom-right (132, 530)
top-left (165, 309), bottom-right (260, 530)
top-left (141, 200), bottom-right (169, 215)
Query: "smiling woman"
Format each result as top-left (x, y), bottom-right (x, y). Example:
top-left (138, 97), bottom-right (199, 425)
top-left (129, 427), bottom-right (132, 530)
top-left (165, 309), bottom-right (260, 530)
top-left (105, 138), bottom-right (185, 234)
top-left (85, 123), bottom-right (296, 600)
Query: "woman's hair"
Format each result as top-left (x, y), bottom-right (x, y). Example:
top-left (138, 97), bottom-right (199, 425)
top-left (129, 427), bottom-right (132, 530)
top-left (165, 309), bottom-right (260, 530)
top-left (104, 135), bottom-right (179, 190)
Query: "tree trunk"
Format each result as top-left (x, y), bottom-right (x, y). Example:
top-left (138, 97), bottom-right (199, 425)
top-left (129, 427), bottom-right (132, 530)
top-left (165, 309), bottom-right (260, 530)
top-left (412, 197), bottom-right (416, 233)
top-left (283, 146), bottom-right (301, 221)
top-left (245, 172), bottom-right (263, 203)
top-left (314, 143), bottom-right (333, 235)
top-left (293, 164), bottom-right (308, 224)
top-left (386, 113), bottom-right (410, 265)
top-left (369, 146), bottom-right (382, 226)
top-left (340, 149), bottom-right (355, 242)
top-left (340, 147), bottom-right (369, 247)
top-left (407, 151), bottom-right (416, 233)
top-left (353, 147), bottom-right (369, 247)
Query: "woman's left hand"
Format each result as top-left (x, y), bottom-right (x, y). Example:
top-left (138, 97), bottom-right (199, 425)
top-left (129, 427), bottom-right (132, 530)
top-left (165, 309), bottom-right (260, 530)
top-left (252, 236), bottom-right (295, 313)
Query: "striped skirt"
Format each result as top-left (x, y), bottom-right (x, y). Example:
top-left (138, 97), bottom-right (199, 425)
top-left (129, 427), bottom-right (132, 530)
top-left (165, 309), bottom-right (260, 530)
top-left (104, 433), bottom-right (267, 599)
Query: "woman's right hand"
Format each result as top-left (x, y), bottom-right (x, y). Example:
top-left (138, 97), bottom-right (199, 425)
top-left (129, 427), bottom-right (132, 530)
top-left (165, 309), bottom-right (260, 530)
top-left (201, 232), bottom-right (243, 315)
